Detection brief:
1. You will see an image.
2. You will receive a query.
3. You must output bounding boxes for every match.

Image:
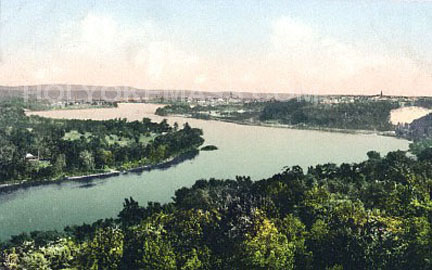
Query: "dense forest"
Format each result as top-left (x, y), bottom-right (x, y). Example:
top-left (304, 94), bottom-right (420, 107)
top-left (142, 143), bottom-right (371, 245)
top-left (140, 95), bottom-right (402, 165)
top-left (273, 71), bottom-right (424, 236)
top-left (155, 103), bottom-right (265, 122)
top-left (260, 100), bottom-right (399, 131)
top-left (156, 99), bottom-right (400, 131)
top-left (2, 148), bottom-right (432, 269)
top-left (0, 99), bottom-right (204, 184)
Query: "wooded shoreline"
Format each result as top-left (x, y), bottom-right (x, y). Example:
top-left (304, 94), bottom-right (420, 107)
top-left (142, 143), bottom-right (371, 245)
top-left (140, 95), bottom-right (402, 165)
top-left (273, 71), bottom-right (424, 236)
top-left (0, 150), bottom-right (198, 193)
top-left (168, 113), bottom-right (403, 138)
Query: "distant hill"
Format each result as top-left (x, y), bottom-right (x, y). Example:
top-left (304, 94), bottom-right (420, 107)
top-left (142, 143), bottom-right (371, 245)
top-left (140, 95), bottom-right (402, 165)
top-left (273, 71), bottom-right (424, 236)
top-left (0, 84), bottom-right (296, 102)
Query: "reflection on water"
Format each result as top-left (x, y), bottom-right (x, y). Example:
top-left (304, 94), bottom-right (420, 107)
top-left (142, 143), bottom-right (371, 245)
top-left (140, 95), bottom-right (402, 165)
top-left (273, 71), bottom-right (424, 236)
top-left (77, 183), bottom-right (96, 189)
top-left (75, 150), bottom-right (200, 190)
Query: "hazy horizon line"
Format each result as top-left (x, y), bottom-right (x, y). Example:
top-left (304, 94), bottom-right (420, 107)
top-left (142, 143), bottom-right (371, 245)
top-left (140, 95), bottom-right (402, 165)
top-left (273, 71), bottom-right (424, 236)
top-left (0, 83), bottom-right (429, 98)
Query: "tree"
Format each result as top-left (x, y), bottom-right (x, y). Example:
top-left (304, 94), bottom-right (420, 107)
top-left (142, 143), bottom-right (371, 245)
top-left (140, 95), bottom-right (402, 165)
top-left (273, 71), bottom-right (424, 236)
top-left (278, 214), bottom-right (311, 268)
top-left (241, 215), bottom-right (295, 270)
top-left (20, 252), bottom-right (50, 270)
top-left (123, 216), bottom-right (177, 270)
top-left (149, 144), bottom-right (167, 163)
top-left (79, 150), bottom-right (95, 171)
top-left (95, 149), bottom-right (114, 169)
top-left (0, 140), bottom-right (16, 179)
top-left (118, 197), bottom-right (146, 227)
top-left (367, 151), bottom-right (381, 160)
top-left (140, 228), bottom-right (177, 270)
top-left (39, 238), bottom-right (80, 269)
top-left (2, 248), bottom-right (19, 270)
top-left (52, 153), bottom-right (66, 176)
top-left (80, 227), bottom-right (124, 270)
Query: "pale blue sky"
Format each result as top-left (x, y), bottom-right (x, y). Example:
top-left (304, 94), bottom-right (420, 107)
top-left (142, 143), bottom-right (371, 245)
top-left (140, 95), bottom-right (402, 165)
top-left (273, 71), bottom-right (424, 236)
top-left (1, 0), bottom-right (432, 95)
top-left (3, 1), bottom-right (431, 51)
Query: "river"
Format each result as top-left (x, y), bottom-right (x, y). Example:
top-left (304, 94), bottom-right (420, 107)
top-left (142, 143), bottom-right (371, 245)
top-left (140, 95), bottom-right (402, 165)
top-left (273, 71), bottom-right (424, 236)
top-left (0, 104), bottom-right (410, 240)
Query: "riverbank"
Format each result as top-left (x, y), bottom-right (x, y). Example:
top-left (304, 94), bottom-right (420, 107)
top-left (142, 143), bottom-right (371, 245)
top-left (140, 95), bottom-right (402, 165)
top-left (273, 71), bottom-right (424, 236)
top-left (0, 109), bottom-right (410, 241)
top-left (0, 171), bottom-right (120, 193)
top-left (0, 150), bottom-right (199, 193)
top-left (166, 113), bottom-right (401, 138)
top-left (28, 103), bottom-right (399, 138)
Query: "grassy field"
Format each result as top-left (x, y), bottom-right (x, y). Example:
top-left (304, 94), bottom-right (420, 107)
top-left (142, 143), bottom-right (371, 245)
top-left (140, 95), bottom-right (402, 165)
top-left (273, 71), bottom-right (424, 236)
top-left (63, 130), bottom-right (92, 141)
top-left (63, 130), bottom-right (157, 147)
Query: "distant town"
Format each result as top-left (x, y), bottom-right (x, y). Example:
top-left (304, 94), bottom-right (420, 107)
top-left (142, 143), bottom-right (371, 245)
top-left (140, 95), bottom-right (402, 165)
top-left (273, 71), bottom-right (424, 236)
top-left (0, 85), bottom-right (430, 108)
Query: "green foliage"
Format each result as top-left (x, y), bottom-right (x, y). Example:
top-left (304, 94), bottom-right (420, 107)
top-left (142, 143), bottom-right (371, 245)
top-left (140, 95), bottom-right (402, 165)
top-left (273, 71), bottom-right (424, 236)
top-left (0, 100), bottom-right (204, 184)
top-left (156, 99), bottom-right (399, 131)
top-left (4, 138), bottom-right (432, 269)
top-left (140, 228), bottom-right (177, 270)
top-left (156, 104), bottom-right (193, 116)
top-left (241, 214), bottom-right (295, 270)
top-left (1, 239), bottom-right (80, 270)
top-left (80, 227), bottom-right (124, 270)
top-left (409, 138), bottom-right (432, 156)
top-left (155, 102), bottom-right (266, 122)
top-left (260, 100), bottom-right (399, 130)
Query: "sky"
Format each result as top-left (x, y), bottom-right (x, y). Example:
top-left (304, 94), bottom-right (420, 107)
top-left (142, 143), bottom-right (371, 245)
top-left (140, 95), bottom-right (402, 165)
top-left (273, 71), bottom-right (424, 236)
top-left (0, 0), bottom-right (431, 95)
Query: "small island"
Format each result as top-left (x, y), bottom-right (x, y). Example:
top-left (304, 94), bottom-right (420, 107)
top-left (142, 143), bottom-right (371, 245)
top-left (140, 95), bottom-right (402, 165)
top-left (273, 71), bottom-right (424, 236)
top-left (201, 145), bottom-right (218, 151)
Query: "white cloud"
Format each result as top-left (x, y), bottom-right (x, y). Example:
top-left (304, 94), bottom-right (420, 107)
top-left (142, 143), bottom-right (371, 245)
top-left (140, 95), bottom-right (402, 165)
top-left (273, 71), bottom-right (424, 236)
top-left (0, 13), bottom-right (201, 88)
top-left (269, 17), bottom-right (373, 82)
top-left (0, 13), bottom-right (431, 95)
top-left (80, 14), bottom-right (118, 53)
top-left (270, 16), bottom-right (315, 50)
top-left (265, 16), bottom-right (432, 94)
top-left (194, 74), bottom-right (207, 85)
